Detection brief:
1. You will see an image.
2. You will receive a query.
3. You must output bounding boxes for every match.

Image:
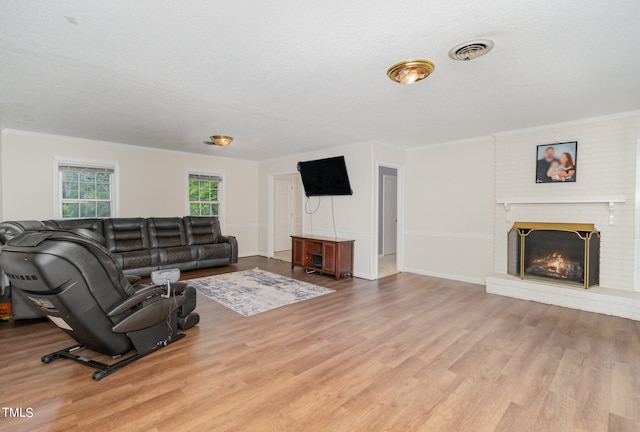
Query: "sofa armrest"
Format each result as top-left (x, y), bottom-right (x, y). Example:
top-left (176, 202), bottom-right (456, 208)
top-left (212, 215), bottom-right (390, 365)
top-left (218, 235), bottom-right (238, 263)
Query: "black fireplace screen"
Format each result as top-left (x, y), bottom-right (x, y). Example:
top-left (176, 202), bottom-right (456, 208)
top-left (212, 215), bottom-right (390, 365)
top-left (508, 223), bottom-right (600, 288)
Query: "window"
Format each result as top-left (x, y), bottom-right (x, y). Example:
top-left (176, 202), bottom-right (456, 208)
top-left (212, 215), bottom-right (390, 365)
top-left (58, 164), bottom-right (115, 219)
top-left (189, 173), bottom-right (222, 217)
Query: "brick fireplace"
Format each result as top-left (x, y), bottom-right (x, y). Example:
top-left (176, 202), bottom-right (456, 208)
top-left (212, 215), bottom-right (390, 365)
top-left (485, 114), bottom-right (639, 320)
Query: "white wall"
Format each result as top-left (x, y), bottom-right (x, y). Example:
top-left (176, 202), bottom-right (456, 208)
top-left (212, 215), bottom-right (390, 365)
top-left (493, 114), bottom-right (640, 291)
top-left (0, 129), bottom-right (259, 256)
top-left (293, 174), bottom-right (303, 235)
top-left (3, 113), bottom-right (638, 291)
top-left (259, 141), bottom-right (387, 279)
top-left (0, 129), bottom-right (407, 280)
top-left (404, 137), bottom-right (496, 284)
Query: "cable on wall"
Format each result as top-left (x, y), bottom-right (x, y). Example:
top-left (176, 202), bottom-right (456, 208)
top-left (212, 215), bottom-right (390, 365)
top-left (305, 196), bottom-right (321, 214)
top-left (331, 196), bottom-right (337, 239)
top-left (305, 196), bottom-right (321, 234)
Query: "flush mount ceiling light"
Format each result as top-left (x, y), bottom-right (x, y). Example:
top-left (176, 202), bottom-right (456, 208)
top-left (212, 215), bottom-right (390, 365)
top-left (387, 59), bottom-right (435, 84)
top-left (448, 39), bottom-right (494, 61)
top-left (203, 135), bottom-right (233, 146)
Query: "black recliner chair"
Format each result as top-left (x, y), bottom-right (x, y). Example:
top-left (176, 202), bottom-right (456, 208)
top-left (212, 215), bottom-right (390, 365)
top-left (0, 221), bottom-right (47, 319)
top-left (0, 229), bottom-right (199, 380)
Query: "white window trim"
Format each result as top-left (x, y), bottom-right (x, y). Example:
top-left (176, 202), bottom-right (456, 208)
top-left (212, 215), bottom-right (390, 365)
top-left (186, 170), bottom-right (225, 230)
top-left (53, 157), bottom-right (119, 219)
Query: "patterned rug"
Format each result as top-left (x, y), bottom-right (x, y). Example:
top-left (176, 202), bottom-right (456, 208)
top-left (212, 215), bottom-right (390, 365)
top-left (188, 268), bottom-right (335, 317)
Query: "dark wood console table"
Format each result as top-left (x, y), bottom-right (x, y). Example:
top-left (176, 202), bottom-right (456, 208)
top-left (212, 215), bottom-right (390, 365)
top-left (291, 235), bottom-right (354, 280)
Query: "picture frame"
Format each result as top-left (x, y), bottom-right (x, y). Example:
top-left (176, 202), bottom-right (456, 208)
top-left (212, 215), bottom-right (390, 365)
top-left (535, 141), bottom-right (577, 183)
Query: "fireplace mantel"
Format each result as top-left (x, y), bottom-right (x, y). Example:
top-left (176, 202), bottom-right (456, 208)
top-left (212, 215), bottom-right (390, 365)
top-left (496, 196), bottom-right (626, 225)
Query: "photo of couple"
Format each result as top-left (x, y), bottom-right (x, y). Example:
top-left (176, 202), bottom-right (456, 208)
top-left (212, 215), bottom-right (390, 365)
top-left (535, 142), bottom-right (577, 183)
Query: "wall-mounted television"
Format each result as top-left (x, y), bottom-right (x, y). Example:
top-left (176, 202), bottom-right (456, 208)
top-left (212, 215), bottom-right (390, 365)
top-left (297, 156), bottom-right (353, 197)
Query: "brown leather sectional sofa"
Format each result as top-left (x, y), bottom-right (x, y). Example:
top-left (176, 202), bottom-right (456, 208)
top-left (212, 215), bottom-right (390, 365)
top-left (0, 216), bottom-right (237, 319)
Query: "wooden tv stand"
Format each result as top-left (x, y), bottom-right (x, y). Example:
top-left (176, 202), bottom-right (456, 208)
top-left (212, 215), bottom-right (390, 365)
top-left (291, 235), bottom-right (354, 280)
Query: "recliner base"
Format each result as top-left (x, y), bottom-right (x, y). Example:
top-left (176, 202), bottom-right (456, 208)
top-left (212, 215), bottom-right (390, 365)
top-left (42, 333), bottom-right (186, 381)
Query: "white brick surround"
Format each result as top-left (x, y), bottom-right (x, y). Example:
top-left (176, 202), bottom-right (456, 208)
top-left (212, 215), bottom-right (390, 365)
top-left (486, 113), bottom-right (640, 319)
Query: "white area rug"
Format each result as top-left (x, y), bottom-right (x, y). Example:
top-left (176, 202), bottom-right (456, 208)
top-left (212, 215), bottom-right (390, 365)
top-left (188, 268), bottom-right (335, 317)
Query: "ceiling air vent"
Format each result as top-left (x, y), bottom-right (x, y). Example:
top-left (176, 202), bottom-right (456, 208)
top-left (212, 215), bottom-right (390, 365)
top-left (448, 39), bottom-right (494, 61)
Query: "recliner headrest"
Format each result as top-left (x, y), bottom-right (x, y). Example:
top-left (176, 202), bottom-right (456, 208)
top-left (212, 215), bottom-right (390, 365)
top-left (72, 228), bottom-right (106, 245)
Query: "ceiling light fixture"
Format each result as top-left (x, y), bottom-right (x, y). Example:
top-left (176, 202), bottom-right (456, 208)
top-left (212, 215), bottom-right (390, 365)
top-left (387, 59), bottom-right (435, 84)
top-left (203, 135), bottom-right (233, 146)
top-left (448, 39), bottom-right (494, 61)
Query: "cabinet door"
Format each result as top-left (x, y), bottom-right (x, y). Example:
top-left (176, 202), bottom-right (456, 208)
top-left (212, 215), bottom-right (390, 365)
top-left (323, 243), bottom-right (336, 273)
top-left (292, 238), bottom-right (304, 266)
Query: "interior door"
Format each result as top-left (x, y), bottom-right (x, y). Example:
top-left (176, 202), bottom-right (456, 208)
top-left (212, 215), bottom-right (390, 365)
top-left (274, 177), bottom-right (294, 251)
top-left (383, 174), bottom-right (398, 255)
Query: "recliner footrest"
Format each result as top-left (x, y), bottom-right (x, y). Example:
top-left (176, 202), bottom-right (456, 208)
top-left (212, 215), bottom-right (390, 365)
top-left (112, 296), bottom-right (186, 333)
top-left (178, 312), bottom-right (199, 330)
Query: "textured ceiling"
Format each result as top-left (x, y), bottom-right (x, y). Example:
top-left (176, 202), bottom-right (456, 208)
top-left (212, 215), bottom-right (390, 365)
top-left (1, 1), bottom-right (639, 161)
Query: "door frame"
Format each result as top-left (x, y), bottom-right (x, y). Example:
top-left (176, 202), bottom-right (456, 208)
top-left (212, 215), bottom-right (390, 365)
top-left (381, 173), bottom-right (398, 256)
top-left (273, 176), bottom-right (295, 252)
top-left (267, 172), bottom-right (303, 258)
top-left (374, 162), bottom-right (405, 278)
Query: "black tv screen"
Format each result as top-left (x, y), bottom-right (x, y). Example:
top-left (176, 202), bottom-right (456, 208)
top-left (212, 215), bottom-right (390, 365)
top-left (297, 156), bottom-right (353, 197)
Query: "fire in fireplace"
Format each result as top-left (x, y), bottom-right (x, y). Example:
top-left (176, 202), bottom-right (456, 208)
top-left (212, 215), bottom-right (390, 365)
top-left (526, 253), bottom-right (582, 281)
top-left (508, 222), bottom-right (600, 288)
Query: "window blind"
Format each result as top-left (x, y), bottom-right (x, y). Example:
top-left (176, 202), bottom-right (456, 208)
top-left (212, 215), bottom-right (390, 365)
top-left (59, 165), bottom-right (115, 174)
top-left (189, 173), bottom-right (222, 182)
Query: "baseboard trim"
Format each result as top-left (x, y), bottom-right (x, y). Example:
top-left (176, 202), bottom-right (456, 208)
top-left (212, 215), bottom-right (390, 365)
top-left (403, 267), bottom-right (486, 285)
top-left (239, 252), bottom-right (260, 258)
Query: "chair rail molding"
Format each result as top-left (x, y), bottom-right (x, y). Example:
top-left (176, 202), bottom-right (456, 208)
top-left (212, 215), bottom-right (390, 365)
top-left (496, 196), bottom-right (627, 225)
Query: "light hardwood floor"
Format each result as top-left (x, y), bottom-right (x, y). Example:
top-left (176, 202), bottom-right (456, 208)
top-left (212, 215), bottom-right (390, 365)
top-left (2, 257), bottom-right (640, 431)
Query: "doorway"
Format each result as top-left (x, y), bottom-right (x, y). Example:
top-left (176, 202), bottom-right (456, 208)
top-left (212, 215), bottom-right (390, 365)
top-left (378, 166), bottom-right (398, 278)
top-left (272, 173), bottom-right (303, 262)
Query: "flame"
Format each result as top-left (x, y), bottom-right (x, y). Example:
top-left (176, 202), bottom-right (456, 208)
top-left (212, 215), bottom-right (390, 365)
top-left (526, 252), bottom-right (582, 280)
top-left (546, 253), bottom-right (565, 272)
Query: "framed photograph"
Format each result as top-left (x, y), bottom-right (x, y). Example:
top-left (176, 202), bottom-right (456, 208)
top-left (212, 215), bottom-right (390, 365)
top-left (535, 141), bottom-right (577, 183)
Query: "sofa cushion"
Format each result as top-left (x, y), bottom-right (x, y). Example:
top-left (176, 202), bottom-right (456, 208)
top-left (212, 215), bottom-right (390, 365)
top-left (148, 217), bottom-right (187, 248)
top-left (162, 246), bottom-right (196, 264)
top-left (118, 250), bottom-right (156, 270)
top-left (103, 218), bottom-right (150, 253)
top-left (183, 216), bottom-right (221, 245)
top-left (156, 246), bottom-right (198, 273)
top-left (197, 243), bottom-right (231, 260)
top-left (194, 243), bottom-right (232, 269)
